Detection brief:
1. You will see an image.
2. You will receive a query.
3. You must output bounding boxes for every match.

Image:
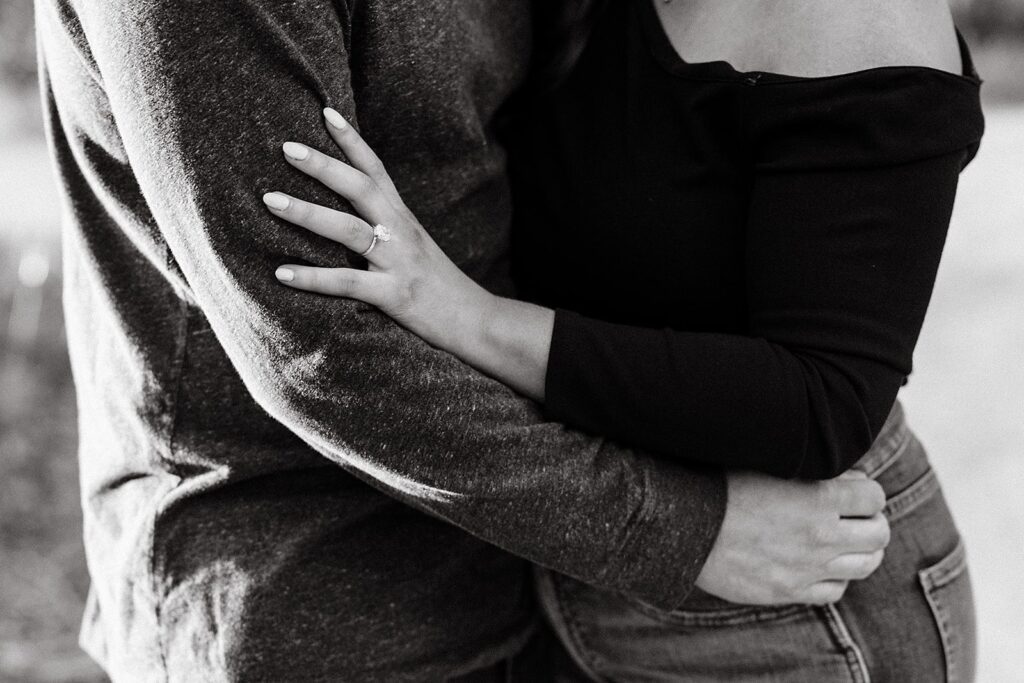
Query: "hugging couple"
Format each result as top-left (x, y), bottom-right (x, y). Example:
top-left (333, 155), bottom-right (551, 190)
top-left (38, 0), bottom-right (982, 680)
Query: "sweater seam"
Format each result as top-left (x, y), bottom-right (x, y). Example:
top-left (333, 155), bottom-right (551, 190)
top-left (147, 281), bottom-right (191, 681)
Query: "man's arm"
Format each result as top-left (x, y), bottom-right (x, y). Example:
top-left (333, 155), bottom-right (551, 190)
top-left (70, 0), bottom-right (722, 607)
top-left (74, 0), bottom-right (886, 608)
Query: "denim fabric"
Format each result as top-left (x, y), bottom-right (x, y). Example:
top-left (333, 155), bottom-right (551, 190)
top-left (451, 619), bottom-right (592, 683)
top-left (538, 401), bottom-right (976, 682)
top-left (35, 0), bottom-right (727, 679)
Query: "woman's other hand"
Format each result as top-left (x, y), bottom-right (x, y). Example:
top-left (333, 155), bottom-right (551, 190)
top-left (696, 470), bottom-right (890, 605)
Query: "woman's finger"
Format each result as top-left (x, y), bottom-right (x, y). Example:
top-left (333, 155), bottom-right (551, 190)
top-left (322, 108), bottom-right (400, 198)
top-left (263, 192), bottom-right (383, 262)
top-left (825, 550), bottom-right (885, 581)
top-left (801, 580), bottom-right (850, 605)
top-left (275, 265), bottom-right (393, 307)
top-left (834, 514), bottom-right (892, 553)
top-left (833, 476), bottom-right (886, 518)
top-left (280, 141), bottom-right (391, 224)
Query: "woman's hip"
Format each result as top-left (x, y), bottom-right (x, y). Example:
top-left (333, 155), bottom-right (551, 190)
top-left (534, 401), bottom-right (976, 682)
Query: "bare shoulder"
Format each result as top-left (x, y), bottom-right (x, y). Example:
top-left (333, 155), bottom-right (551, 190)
top-left (659, 0), bottom-right (964, 77)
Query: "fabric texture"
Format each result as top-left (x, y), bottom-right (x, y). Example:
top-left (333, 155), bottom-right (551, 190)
top-left (513, 0), bottom-right (985, 480)
top-left (35, 0), bottom-right (727, 680)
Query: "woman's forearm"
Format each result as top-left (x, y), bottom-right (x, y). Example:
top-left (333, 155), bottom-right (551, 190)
top-left (454, 295), bottom-right (555, 402)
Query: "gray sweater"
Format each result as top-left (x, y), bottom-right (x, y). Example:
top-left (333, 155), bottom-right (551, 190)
top-left (36, 0), bottom-right (726, 679)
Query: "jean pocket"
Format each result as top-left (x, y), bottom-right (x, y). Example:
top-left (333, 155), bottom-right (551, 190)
top-left (918, 539), bottom-right (977, 683)
top-left (627, 593), bottom-right (810, 628)
top-left (539, 572), bottom-right (866, 683)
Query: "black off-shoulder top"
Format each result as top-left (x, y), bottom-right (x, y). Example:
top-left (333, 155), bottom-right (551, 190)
top-left (508, 0), bottom-right (984, 479)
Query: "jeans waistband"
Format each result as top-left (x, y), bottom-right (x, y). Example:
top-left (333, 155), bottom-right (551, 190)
top-left (852, 400), bottom-right (933, 504)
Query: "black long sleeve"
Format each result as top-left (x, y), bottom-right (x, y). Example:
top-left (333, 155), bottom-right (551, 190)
top-left (534, 15), bottom-right (984, 479)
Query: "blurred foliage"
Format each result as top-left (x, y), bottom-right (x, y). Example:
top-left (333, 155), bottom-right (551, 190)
top-left (951, 0), bottom-right (1024, 41)
top-left (0, 0), bottom-right (37, 90)
top-left (0, 243), bottom-right (106, 681)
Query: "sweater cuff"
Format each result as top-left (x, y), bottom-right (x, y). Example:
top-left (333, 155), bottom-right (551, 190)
top-left (546, 308), bottom-right (728, 609)
top-left (607, 456), bottom-right (728, 611)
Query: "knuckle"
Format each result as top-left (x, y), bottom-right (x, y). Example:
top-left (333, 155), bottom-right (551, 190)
top-left (810, 520), bottom-right (835, 547)
top-left (764, 566), bottom-right (787, 592)
top-left (768, 566), bottom-right (801, 600)
top-left (321, 270), bottom-right (347, 294)
top-left (854, 556), bottom-right (876, 578)
top-left (340, 271), bottom-right (358, 291)
top-left (289, 200), bottom-right (310, 221)
top-left (366, 156), bottom-right (387, 178)
top-left (876, 518), bottom-right (892, 548)
top-left (819, 479), bottom-right (839, 508)
top-left (307, 151), bottom-right (329, 173)
top-left (389, 279), bottom-right (415, 313)
top-left (355, 173), bottom-right (377, 198)
top-left (312, 270), bottom-right (330, 290)
top-left (871, 548), bottom-right (886, 570)
top-left (408, 224), bottom-right (428, 249)
top-left (342, 216), bottom-right (364, 239)
top-left (304, 269), bottom-right (323, 289)
top-left (867, 481), bottom-right (886, 511)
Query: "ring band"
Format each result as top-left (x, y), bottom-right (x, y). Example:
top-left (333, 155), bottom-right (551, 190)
top-left (360, 234), bottom-right (378, 257)
top-left (360, 223), bottom-right (392, 257)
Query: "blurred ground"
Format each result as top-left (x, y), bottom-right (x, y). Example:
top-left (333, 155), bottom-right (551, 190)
top-left (1, 18), bottom-right (1023, 683)
top-left (899, 104), bottom-right (1024, 682)
top-left (0, 87), bottom-right (105, 681)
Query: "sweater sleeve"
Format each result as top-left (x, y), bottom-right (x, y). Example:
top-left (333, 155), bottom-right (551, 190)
top-left (70, 0), bottom-right (727, 609)
top-left (545, 68), bottom-right (983, 479)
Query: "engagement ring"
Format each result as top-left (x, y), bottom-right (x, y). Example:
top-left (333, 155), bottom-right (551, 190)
top-left (360, 223), bottom-right (392, 257)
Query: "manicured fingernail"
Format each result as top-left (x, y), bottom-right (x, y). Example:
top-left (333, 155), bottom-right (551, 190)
top-left (263, 192), bottom-right (290, 211)
top-left (275, 267), bottom-right (295, 282)
top-left (282, 141), bottom-right (309, 160)
top-left (323, 107), bottom-right (348, 130)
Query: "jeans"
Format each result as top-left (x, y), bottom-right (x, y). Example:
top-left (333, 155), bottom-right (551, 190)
top-left (451, 619), bottom-right (592, 683)
top-left (535, 401), bottom-right (976, 682)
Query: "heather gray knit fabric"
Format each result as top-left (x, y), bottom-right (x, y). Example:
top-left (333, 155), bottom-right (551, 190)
top-left (35, 0), bottom-right (726, 679)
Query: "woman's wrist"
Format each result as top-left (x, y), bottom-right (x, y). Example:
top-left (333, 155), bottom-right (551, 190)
top-left (468, 295), bottom-right (554, 402)
top-left (445, 277), bottom-right (501, 361)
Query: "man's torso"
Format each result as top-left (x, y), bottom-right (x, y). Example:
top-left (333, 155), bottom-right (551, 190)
top-left (37, 0), bottom-right (535, 679)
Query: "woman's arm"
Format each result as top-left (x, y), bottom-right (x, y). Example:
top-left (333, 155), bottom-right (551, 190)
top-left (541, 140), bottom-right (977, 480)
top-left (272, 77), bottom-right (982, 481)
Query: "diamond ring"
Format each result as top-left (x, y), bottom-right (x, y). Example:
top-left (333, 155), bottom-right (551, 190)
top-left (360, 223), bottom-right (392, 257)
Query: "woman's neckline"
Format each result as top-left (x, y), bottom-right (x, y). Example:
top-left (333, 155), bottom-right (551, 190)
top-left (635, 0), bottom-right (980, 86)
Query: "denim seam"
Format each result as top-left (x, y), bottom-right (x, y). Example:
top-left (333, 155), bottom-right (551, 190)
top-left (820, 604), bottom-right (872, 683)
top-left (918, 539), bottom-right (968, 682)
top-left (858, 405), bottom-right (911, 479)
top-left (920, 538), bottom-right (967, 590)
top-left (629, 597), bottom-right (807, 627)
top-left (884, 468), bottom-right (940, 524)
top-left (864, 426), bottom-right (910, 479)
top-left (547, 574), bottom-right (611, 683)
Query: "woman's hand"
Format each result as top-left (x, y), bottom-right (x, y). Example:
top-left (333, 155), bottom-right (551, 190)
top-left (263, 108), bottom-right (496, 355)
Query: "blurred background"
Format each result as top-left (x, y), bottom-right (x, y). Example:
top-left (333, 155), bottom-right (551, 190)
top-left (1, 0), bottom-right (1022, 681)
